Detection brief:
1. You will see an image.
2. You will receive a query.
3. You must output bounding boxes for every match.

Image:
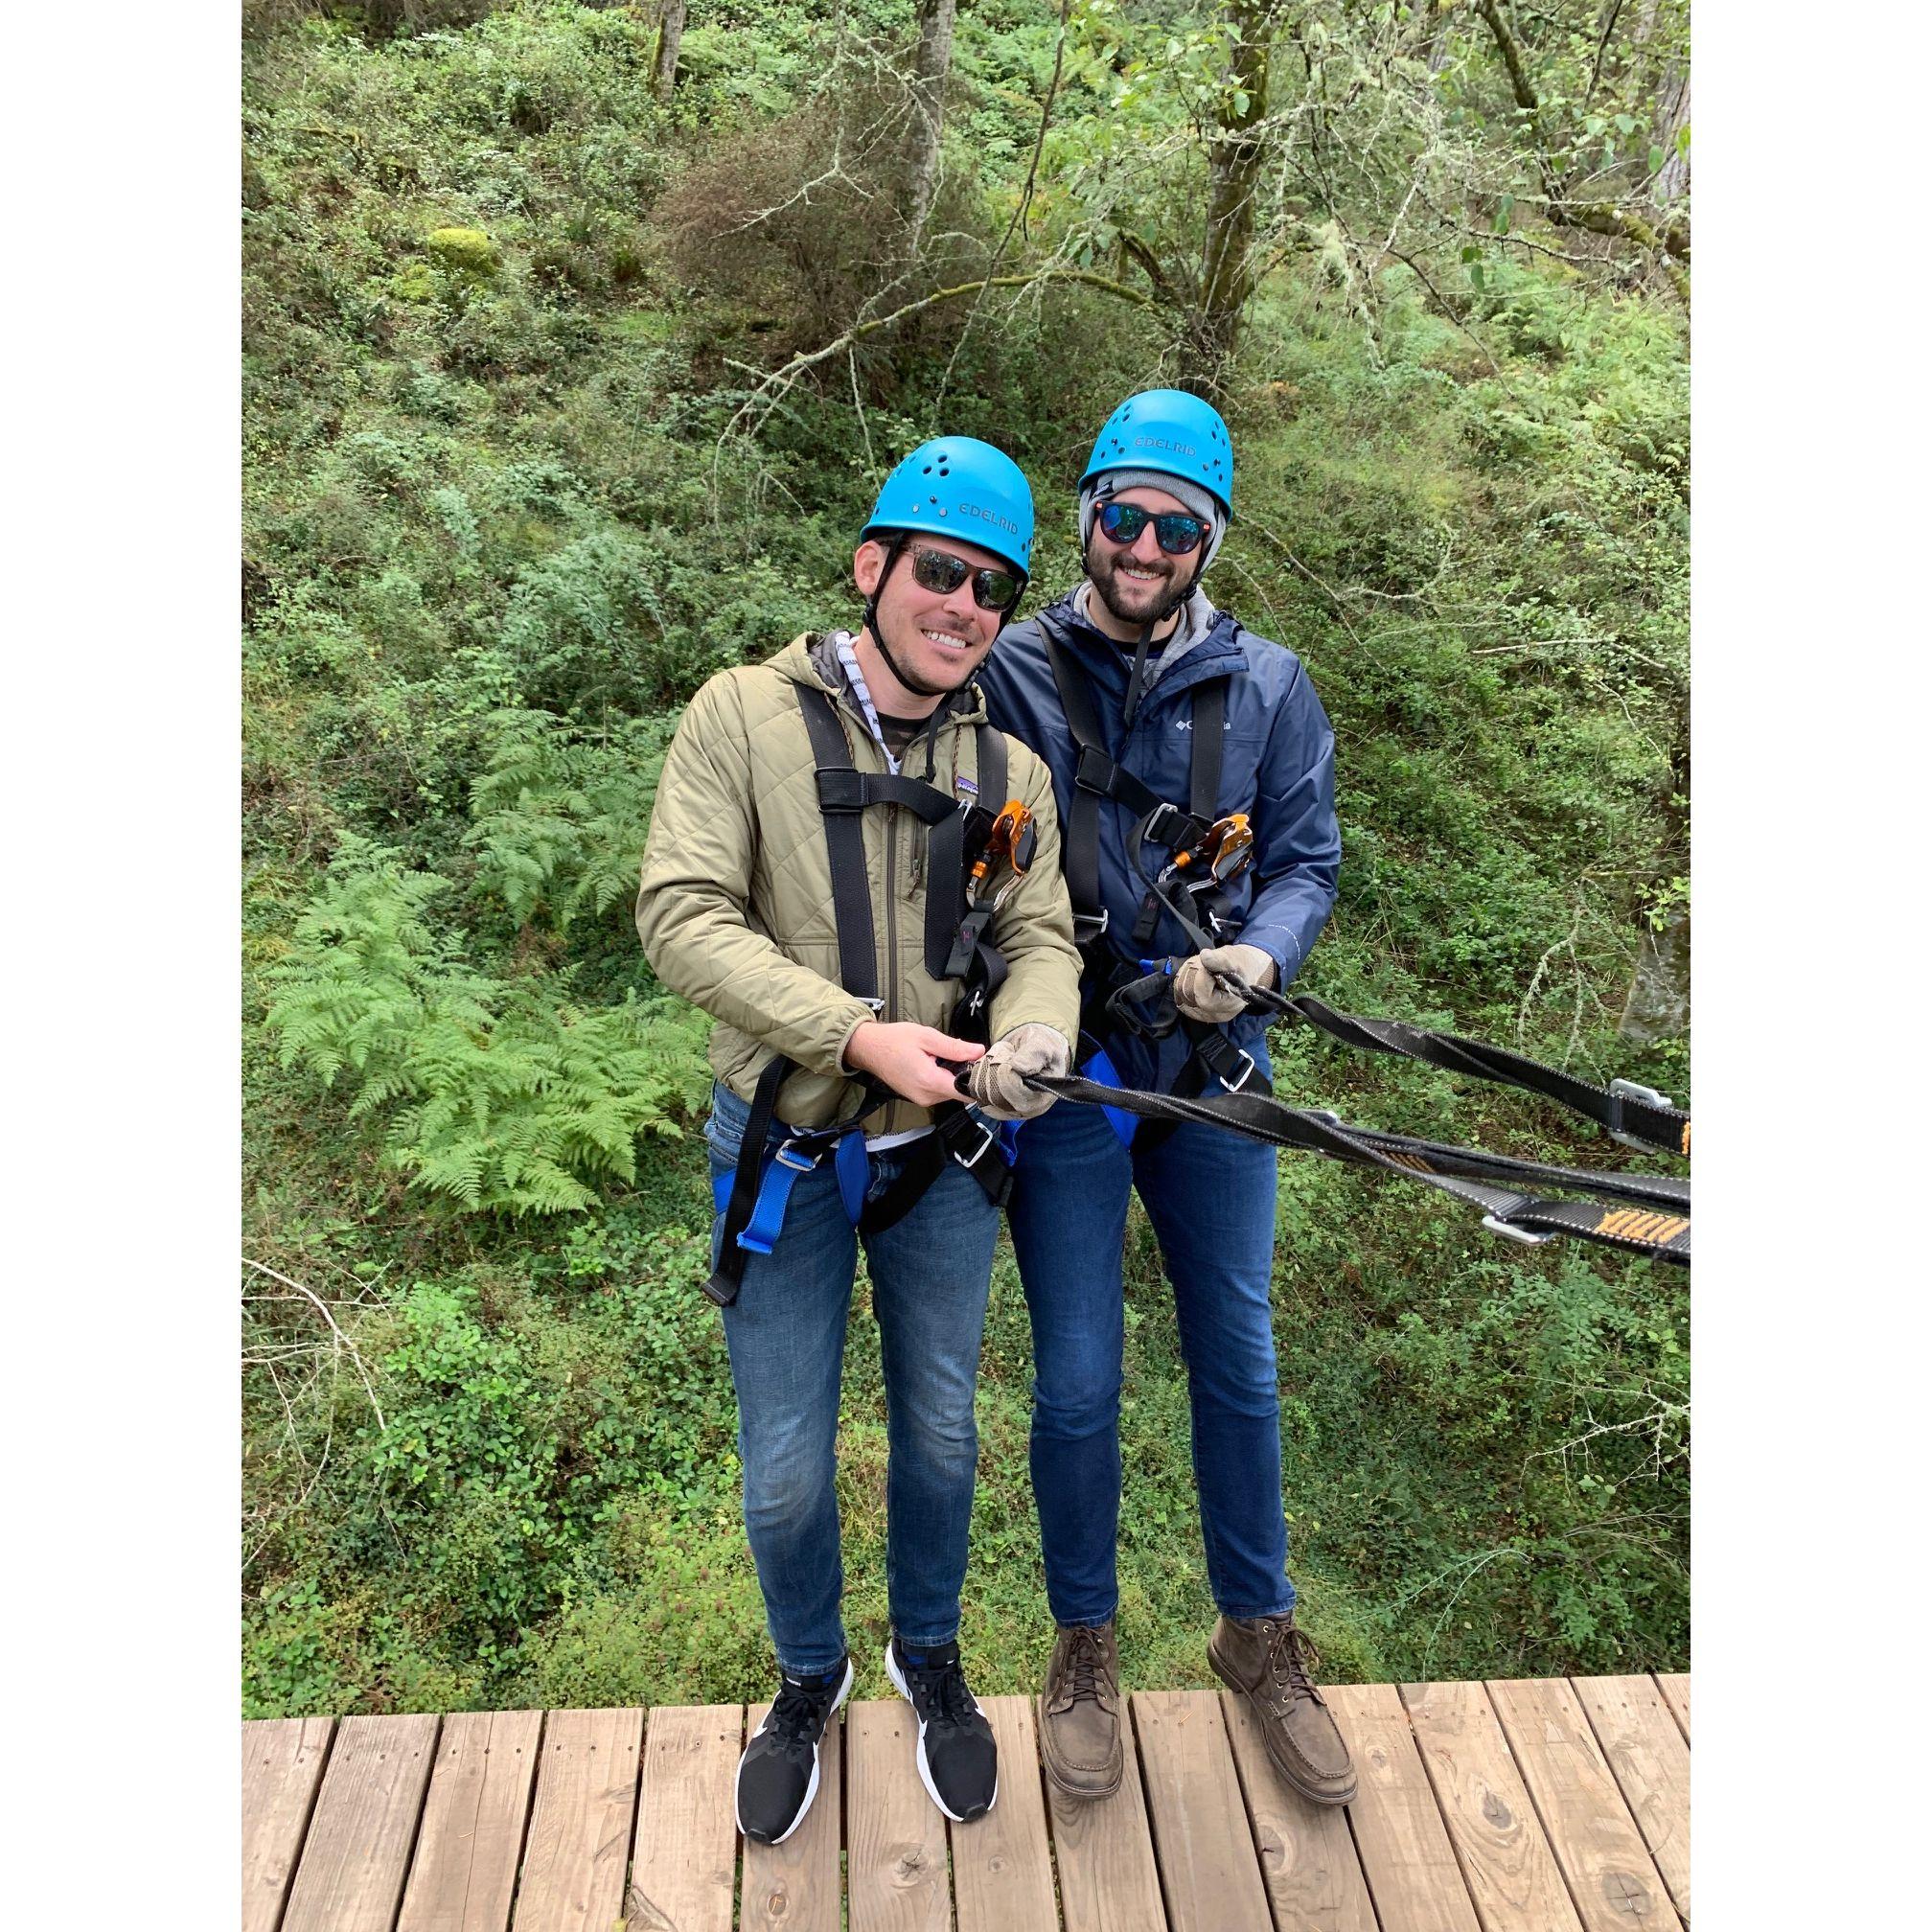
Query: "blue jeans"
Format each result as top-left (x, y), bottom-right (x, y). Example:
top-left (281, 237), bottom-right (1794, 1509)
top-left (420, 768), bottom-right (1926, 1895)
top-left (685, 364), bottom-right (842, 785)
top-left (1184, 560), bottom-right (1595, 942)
top-left (1006, 1078), bottom-right (1296, 1627)
top-left (706, 1084), bottom-right (1000, 1676)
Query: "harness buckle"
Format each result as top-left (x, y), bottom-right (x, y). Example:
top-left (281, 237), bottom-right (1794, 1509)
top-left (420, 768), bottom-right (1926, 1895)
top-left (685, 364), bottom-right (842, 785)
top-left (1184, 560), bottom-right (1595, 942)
top-left (1072, 908), bottom-right (1111, 942)
top-left (1606, 1077), bottom-right (1674, 1152)
top-left (773, 1138), bottom-right (825, 1174)
top-left (948, 1117), bottom-right (998, 1169)
top-left (1218, 1049), bottom-right (1258, 1093)
top-left (1483, 1212), bottom-right (1556, 1248)
top-left (816, 768), bottom-right (869, 813)
top-left (1074, 745), bottom-right (1118, 794)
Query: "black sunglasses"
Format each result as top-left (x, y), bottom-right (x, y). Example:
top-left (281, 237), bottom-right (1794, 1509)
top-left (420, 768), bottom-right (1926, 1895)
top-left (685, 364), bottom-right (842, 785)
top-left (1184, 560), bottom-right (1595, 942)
top-left (909, 544), bottom-right (1025, 613)
top-left (1097, 500), bottom-right (1208, 555)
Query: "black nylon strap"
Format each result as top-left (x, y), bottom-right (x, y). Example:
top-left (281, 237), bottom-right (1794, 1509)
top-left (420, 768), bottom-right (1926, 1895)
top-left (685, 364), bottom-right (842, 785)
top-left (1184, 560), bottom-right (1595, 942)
top-left (975, 721), bottom-right (1006, 813)
top-left (1209, 979), bottom-right (1691, 1158)
top-left (797, 685), bottom-right (881, 1003)
top-left (1021, 1071), bottom-right (1690, 1265)
top-left (704, 1053), bottom-right (795, 1307)
top-left (1188, 674), bottom-right (1224, 816)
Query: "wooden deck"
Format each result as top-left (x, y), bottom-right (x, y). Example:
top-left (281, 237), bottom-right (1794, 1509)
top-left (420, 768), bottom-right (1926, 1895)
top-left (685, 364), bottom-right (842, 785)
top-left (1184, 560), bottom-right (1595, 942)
top-left (242, 1671), bottom-right (1689, 1931)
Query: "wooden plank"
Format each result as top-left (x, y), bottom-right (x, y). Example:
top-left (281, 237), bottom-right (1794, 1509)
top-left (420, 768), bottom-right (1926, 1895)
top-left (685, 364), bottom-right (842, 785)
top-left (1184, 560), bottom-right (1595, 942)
top-left (242, 1716), bottom-right (337, 1932)
top-left (949, 1696), bottom-right (1058, 1932)
top-left (396, 1709), bottom-right (543, 1932)
top-left (741, 1694), bottom-right (843, 1932)
top-left (1401, 1680), bottom-right (1583, 1932)
top-left (281, 1713), bottom-right (440, 1932)
top-left (1652, 1675), bottom-right (1690, 1745)
top-left (627, 1705), bottom-right (746, 1932)
top-left (1217, 1687), bottom-right (1377, 1932)
top-left (846, 1697), bottom-right (954, 1932)
top-left (512, 1707), bottom-right (644, 1932)
top-left (1568, 1677), bottom-right (1690, 1925)
top-left (1132, 1689), bottom-right (1274, 1932)
top-left (1046, 1699), bottom-right (1167, 1932)
top-left (1324, 1686), bottom-right (1482, 1932)
top-left (1486, 1678), bottom-right (1672, 1932)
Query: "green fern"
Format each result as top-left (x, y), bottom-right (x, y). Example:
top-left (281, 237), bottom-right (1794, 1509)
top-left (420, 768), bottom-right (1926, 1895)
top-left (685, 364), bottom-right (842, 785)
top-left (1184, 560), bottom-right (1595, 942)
top-left (266, 836), bottom-right (711, 1214)
top-left (465, 708), bottom-right (673, 932)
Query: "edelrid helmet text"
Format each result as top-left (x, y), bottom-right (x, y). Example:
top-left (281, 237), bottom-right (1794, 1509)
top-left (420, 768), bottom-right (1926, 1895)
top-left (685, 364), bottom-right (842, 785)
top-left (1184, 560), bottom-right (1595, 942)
top-left (959, 502), bottom-right (1022, 537)
top-left (1134, 435), bottom-right (1199, 457)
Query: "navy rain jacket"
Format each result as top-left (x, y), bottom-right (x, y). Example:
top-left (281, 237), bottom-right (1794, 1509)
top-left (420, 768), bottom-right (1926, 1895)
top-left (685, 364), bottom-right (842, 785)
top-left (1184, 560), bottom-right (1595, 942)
top-left (976, 589), bottom-right (1342, 1092)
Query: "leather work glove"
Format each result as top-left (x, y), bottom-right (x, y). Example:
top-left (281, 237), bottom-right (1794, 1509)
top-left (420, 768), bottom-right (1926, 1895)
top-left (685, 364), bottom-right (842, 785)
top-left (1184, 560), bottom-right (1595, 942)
top-left (963, 1024), bottom-right (1070, 1121)
top-left (1172, 944), bottom-right (1276, 1024)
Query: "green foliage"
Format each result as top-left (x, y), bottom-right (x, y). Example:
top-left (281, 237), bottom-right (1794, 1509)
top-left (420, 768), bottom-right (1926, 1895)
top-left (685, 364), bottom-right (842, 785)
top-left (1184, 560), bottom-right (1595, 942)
top-left (266, 837), bottom-right (711, 1212)
top-left (242, 0), bottom-right (1690, 1714)
top-left (425, 223), bottom-right (497, 272)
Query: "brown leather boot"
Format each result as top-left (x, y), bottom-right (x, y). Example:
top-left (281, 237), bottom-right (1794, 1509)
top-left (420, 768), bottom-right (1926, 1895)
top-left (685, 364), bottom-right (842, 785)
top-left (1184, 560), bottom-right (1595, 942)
top-left (1207, 1613), bottom-right (1356, 1806)
top-left (1037, 1622), bottom-right (1124, 1800)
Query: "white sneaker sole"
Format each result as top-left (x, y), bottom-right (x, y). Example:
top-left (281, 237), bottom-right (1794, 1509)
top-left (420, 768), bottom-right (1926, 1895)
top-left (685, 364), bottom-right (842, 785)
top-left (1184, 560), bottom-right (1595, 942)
top-left (884, 1642), bottom-right (999, 1823)
top-left (735, 1656), bottom-right (855, 1845)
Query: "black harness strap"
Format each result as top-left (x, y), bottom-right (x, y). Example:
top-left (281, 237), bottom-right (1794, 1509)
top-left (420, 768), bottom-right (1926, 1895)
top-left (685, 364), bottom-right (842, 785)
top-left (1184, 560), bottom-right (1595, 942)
top-left (797, 684), bottom-right (883, 1005)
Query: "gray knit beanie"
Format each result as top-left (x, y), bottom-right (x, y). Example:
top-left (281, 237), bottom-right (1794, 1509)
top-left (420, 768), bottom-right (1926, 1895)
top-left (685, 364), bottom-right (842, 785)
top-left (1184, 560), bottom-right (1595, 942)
top-left (1078, 467), bottom-right (1228, 571)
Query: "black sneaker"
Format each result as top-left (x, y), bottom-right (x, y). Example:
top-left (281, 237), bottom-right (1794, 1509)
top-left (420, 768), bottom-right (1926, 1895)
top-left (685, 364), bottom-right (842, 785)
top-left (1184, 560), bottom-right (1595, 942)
top-left (735, 1655), bottom-right (854, 1845)
top-left (884, 1635), bottom-right (999, 1823)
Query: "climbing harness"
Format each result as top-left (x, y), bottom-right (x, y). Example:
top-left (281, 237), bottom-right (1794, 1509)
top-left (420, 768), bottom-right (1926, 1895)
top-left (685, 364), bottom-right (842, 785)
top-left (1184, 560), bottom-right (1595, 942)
top-left (706, 683), bottom-right (1024, 1307)
top-left (1041, 620), bottom-right (1256, 1114)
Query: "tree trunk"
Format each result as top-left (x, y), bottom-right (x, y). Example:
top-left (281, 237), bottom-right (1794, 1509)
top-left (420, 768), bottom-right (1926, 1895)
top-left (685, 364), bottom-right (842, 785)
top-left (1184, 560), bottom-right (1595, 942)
top-left (1194, 0), bottom-right (1274, 389)
top-left (653, 0), bottom-right (686, 103)
top-left (902, 0), bottom-right (957, 247)
top-left (1654, 74), bottom-right (1690, 203)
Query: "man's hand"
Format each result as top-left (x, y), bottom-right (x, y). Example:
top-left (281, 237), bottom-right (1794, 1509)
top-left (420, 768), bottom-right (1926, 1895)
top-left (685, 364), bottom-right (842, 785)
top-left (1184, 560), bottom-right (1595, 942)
top-left (1173, 943), bottom-right (1276, 1024)
top-left (963, 1024), bottom-right (1070, 1120)
top-left (843, 1021), bottom-right (985, 1108)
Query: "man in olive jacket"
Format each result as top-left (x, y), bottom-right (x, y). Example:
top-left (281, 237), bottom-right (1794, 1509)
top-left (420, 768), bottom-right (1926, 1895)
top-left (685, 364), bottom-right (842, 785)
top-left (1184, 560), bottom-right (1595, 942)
top-left (636, 437), bottom-right (1081, 1845)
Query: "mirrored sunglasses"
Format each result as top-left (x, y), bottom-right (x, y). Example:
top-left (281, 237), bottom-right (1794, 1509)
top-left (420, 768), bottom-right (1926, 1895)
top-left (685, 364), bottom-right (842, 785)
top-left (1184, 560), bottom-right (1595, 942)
top-left (1097, 500), bottom-right (1208, 555)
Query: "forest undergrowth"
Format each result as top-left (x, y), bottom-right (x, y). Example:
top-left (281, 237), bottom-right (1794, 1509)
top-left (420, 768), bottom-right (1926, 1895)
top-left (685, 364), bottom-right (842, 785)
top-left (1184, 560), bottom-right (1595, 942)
top-left (242, 1), bottom-right (1690, 1716)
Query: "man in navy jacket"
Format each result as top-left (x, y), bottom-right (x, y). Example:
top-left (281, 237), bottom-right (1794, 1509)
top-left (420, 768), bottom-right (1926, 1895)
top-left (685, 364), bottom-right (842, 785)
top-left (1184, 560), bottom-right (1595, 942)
top-left (976, 389), bottom-right (1352, 1808)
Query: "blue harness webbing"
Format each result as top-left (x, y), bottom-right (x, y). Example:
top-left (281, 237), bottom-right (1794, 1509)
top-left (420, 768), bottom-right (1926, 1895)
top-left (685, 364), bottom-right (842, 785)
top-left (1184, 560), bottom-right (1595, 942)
top-left (713, 1126), bottom-right (872, 1254)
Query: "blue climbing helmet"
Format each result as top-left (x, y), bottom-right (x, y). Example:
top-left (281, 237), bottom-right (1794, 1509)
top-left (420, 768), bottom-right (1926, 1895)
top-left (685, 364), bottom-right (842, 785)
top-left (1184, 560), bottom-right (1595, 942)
top-left (1079, 389), bottom-right (1233, 517)
top-left (862, 436), bottom-right (1036, 580)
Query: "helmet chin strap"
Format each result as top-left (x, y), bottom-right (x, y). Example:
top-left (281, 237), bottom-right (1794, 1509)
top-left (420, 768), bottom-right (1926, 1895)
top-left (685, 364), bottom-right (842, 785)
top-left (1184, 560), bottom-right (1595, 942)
top-left (861, 532), bottom-right (908, 640)
top-left (1116, 550), bottom-right (1206, 727)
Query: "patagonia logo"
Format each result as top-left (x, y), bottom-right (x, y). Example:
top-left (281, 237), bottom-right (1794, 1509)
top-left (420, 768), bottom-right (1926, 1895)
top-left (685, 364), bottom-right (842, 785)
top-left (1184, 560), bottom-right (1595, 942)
top-left (955, 774), bottom-right (979, 797)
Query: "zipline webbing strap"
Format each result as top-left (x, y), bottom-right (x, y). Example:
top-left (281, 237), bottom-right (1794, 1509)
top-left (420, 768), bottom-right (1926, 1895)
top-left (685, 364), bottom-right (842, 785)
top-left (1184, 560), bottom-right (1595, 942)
top-left (1232, 980), bottom-right (1690, 1157)
top-left (1017, 1072), bottom-right (1690, 1266)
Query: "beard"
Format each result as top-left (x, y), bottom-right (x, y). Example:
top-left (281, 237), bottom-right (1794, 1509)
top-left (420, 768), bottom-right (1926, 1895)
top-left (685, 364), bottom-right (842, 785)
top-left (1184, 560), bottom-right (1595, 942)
top-left (1087, 534), bottom-right (1197, 629)
top-left (868, 610), bottom-right (986, 699)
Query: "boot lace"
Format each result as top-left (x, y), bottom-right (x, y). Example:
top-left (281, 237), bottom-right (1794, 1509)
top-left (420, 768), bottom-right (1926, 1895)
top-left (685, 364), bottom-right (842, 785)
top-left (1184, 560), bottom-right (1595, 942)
top-left (1059, 1625), bottom-right (1115, 1706)
top-left (1264, 1621), bottom-right (1326, 1708)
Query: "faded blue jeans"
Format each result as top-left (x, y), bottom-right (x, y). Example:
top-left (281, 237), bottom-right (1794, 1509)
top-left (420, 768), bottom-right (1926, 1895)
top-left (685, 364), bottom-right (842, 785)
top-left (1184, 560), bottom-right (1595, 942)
top-left (706, 1083), bottom-right (1000, 1677)
top-left (1006, 1071), bottom-right (1297, 1629)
